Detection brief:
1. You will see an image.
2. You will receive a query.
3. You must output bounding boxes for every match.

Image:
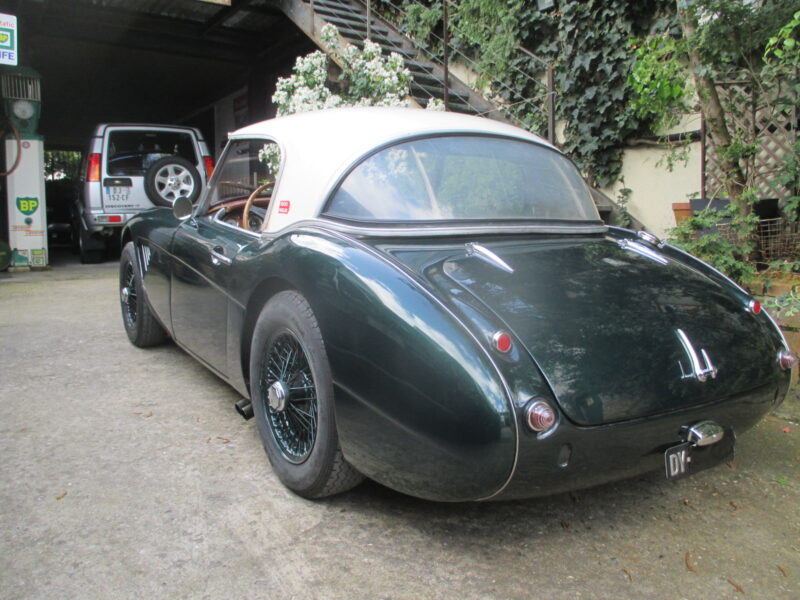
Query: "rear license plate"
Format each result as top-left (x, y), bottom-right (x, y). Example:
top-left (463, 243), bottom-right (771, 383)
top-left (665, 430), bottom-right (735, 480)
top-left (104, 186), bottom-right (131, 204)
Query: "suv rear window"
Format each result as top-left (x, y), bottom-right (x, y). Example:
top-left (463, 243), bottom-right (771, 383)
top-left (106, 130), bottom-right (198, 176)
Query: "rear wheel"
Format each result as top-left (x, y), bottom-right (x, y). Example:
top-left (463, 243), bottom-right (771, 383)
top-left (119, 242), bottom-right (169, 347)
top-left (250, 291), bottom-right (363, 498)
top-left (78, 224), bottom-right (105, 264)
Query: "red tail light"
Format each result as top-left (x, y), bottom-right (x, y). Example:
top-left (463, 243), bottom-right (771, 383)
top-left (493, 331), bottom-right (512, 353)
top-left (203, 155), bottom-right (214, 181)
top-left (748, 299), bottom-right (761, 314)
top-left (778, 349), bottom-right (798, 371)
top-left (87, 153), bottom-right (101, 182)
top-left (525, 400), bottom-right (557, 432)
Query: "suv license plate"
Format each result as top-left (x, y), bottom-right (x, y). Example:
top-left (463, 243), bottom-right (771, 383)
top-left (105, 186), bottom-right (131, 203)
top-left (664, 431), bottom-right (735, 481)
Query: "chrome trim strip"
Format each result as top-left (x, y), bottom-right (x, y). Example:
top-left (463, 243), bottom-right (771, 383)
top-left (617, 238), bottom-right (669, 265)
top-left (465, 242), bottom-right (514, 274)
top-left (265, 218), bottom-right (607, 239)
top-left (210, 250), bottom-right (232, 266)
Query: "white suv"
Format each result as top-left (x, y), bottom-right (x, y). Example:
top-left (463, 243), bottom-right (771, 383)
top-left (73, 123), bottom-right (213, 263)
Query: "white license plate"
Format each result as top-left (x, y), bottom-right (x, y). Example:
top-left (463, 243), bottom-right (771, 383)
top-left (104, 186), bottom-right (131, 203)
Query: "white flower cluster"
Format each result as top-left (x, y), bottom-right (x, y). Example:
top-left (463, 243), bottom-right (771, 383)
top-left (257, 143), bottom-right (281, 176)
top-left (425, 98), bottom-right (446, 111)
top-left (272, 24), bottom-right (412, 117)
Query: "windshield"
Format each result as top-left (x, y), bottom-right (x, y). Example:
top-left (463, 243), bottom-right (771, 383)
top-left (325, 136), bottom-right (599, 223)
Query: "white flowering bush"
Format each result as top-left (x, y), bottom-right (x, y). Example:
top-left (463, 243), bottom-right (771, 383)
top-left (425, 98), bottom-right (446, 111)
top-left (272, 24), bottom-right (412, 117)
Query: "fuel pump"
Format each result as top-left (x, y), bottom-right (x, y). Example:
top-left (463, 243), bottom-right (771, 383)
top-left (1, 65), bottom-right (46, 269)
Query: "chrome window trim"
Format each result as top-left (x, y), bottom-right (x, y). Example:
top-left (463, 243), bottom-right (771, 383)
top-left (261, 218), bottom-right (607, 240)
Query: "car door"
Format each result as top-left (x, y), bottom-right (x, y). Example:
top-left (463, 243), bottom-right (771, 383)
top-left (169, 138), bottom-right (277, 377)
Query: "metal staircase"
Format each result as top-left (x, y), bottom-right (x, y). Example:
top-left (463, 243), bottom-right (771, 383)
top-left (279, 0), bottom-right (504, 119)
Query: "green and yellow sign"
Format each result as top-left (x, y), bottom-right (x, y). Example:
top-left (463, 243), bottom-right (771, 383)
top-left (16, 196), bottom-right (38, 215)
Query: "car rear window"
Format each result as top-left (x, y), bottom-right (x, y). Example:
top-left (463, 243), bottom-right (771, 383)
top-left (325, 135), bottom-right (599, 223)
top-left (106, 130), bottom-right (197, 176)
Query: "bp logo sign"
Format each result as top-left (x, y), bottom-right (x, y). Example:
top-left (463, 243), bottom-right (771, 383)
top-left (16, 197), bottom-right (39, 215)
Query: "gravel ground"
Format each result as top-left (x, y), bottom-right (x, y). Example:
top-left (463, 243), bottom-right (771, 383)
top-left (1, 252), bottom-right (798, 600)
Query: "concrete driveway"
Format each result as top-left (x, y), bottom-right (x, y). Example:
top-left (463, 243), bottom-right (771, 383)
top-left (1, 253), bottom-right (798, 599)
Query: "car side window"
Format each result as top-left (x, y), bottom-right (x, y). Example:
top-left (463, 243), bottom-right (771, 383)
top-left (203, 139), bottom-right (281, 231)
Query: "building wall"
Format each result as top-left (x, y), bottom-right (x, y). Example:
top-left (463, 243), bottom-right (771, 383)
top-left (602, 114), bottom-right (703, 238)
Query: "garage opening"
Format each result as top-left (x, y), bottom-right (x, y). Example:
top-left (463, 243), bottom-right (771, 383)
top-left (0, 0), bottom-right (316, 268)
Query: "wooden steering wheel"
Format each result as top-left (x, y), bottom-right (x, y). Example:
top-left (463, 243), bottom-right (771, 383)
top-left (242, 182), bottom-right (272, 232)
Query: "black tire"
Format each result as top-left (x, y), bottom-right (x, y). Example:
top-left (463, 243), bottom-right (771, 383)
top-left (119, 242), bottom-right (169, 347)
top-left (250, 291), bottom-right (363, 498)
top-left (78, 224), bottom-right (106, 264)
top-left (144, 156), bottom-right (201, 207)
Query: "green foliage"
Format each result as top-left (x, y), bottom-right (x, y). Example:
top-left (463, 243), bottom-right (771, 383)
top-left (402, 1), bottom-right (442, 51)
top-left (379, 0), bottom-right (675, 186)
top-left (449, 0), bottom-right (526, 82)
top-left (694, 0), bottom-right (800, 70)
top-left (764, 287), bottom-right (800, 317)
top-left (628, 37), bottom-right (692, 131)
top-left (44, 150), bottom-right (82, 181)
top-left (614, 178), bottom-right (633, 228)
top-left (667, 195), bottom-right (760, 284)
top-left (765, 11), bottom-right (800, 222)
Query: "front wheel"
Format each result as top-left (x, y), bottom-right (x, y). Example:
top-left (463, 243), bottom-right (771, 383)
top-left (119, 242), bottom-right (169, 347)
top-left (250, 291), bottom-right (363, 498)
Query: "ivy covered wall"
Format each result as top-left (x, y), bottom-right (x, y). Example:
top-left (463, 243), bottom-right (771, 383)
top-left (379, 0), bottom-right (677, 186)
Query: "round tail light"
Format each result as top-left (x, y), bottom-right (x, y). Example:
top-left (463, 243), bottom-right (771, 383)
top-left (778, 349), bottom-right (798, 371)
top-left (748, 299), bottom-right (762, 314)
top-left (493, 331), bottom-right (513, 353)
top-left (525, 400), bottom-right (556, 432)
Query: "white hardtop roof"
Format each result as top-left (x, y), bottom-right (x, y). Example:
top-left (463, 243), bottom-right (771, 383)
top-left (229, 107), bottom-right (556, 233)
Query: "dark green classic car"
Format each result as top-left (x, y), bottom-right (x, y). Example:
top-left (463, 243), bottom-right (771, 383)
top-left (119, 107), bottom-right (795, 501)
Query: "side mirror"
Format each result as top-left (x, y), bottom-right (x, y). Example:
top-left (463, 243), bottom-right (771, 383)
top-left (173, 196), bottom-right (193, 221)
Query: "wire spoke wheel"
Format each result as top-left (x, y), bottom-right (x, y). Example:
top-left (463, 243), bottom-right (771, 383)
top-left (121, 261), bottom-right (137, 327)
top-left (118, 242), bottom-right (169, 347)
top-left (261, 332), bottom-right (318, 464)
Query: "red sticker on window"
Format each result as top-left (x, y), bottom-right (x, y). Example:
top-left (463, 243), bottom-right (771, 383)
top-left (278, 200), bottom-right (290, 214)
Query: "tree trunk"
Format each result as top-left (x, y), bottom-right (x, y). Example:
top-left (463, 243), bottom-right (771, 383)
top-left (676, 1), bottom-right (749, 216)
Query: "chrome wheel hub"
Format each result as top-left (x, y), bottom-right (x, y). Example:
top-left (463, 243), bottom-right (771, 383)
top-left (268, 380), bottom-right (290, 412)
top-left (120, 286), bottom-right (130, 303)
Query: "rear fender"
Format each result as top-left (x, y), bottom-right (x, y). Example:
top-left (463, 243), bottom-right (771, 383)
top-left (244, 229), bottom-right (518, 501)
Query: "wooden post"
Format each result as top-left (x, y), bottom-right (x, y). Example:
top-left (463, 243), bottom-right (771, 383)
top-left (443, 0), bottom-right (449, 110)
top-left (366, 0), bottom-right (371, 41)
